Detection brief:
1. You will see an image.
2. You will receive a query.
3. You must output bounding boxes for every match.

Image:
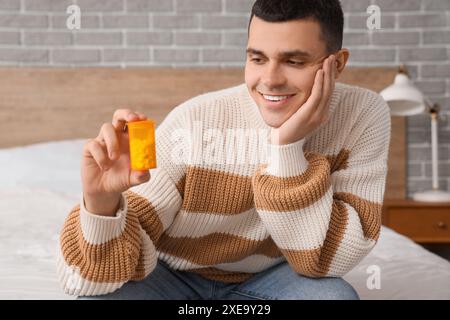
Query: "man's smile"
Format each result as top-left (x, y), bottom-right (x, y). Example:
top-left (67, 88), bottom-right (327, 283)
top-left (258, 91), bottom-right (297, 109)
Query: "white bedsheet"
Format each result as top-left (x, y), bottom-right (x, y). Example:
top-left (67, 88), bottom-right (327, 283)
top-left (1, 140), bottom-right (449, 300)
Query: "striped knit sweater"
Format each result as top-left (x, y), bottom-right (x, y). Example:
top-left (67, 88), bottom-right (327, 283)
top-left (57, 82), bottom-right (391, 296)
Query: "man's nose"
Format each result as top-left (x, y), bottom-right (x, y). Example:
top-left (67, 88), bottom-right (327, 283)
top-left (261, 63), bottom-right (286, 90)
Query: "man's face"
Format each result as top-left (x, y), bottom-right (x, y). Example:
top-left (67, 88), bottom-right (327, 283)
top-left (245, 16), bottom-right (329, 128)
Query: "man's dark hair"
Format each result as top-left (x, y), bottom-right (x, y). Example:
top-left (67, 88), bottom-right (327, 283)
top-left (249, 0), bottom-right (344, 53)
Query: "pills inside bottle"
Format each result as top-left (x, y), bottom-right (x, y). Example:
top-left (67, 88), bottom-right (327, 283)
top-left (127, 120), bottom-right (157, 170)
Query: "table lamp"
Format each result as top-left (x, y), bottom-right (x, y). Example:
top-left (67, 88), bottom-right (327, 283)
top-left (380, 65), bottom-right (450, 202)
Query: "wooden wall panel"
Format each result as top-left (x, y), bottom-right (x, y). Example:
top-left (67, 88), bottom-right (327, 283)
top-left (0, 67), bottom-right (403, 198)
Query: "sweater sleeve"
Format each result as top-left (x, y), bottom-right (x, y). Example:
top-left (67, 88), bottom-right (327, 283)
top-left (56, 107), bottom-right (187, 297)
top-left (252, 96), bottom-right (391, 278)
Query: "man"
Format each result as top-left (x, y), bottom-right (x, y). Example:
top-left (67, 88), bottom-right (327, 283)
top-left (57, 0), bottom-right (390, 300)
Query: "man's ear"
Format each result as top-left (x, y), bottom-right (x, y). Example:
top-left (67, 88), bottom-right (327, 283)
top-left (334, 48), bottom-right (349, 79)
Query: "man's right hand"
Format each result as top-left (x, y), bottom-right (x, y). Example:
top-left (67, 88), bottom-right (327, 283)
top-left (81, 109), bottom-right (151, 216)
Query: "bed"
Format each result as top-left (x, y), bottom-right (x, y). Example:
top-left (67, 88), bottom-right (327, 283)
top-left (0, 67), bottom-right (449, 300)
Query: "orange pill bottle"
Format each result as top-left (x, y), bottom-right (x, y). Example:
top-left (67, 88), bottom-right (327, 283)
top-left (127, 120), bottom-right (157, 170)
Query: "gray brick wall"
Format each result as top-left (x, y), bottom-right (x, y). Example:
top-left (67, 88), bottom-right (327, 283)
top-left (0, 0), bottom-right (449, 197)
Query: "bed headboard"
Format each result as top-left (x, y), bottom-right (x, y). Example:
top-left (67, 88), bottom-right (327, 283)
top-left (0, 67), bottom-right (404, 199)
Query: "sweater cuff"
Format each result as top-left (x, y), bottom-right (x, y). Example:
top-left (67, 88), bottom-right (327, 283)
top-left (79, 192), bottom-right (128, 245)
top-left (264, 138), bottom-right (309, 177)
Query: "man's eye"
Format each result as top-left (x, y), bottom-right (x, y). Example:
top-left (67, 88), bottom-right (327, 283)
top-left (287, 60), bottom-right (305, 66)
top-left (250, 58), bottom-right (264, 64)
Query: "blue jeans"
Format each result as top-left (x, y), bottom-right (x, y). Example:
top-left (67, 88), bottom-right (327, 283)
top-left (79, 259), bottom-right (359, 300)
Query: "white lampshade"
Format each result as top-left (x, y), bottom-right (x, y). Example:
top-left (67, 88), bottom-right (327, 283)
top-left (380, 72), bottom-right (426, 116)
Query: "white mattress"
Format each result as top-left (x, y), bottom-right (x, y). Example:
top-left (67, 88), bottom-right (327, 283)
top-left (1, 140), bottom-right (449, 300)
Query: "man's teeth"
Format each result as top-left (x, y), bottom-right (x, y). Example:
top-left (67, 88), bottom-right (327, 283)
top-left (262, 94), bottom-right (291, 101)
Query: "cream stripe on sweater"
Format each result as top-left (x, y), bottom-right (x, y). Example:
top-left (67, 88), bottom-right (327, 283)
top-left (57, 82), bottom-right (390, 296)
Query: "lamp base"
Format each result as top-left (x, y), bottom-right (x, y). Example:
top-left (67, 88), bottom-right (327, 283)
top-left (412, 189), bottom-right (450, 203)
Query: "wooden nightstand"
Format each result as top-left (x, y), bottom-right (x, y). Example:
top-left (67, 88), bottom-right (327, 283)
top-left (382, 199), bottom-right (450, 244)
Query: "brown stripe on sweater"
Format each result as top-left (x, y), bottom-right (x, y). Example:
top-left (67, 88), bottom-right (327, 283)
top-left (175, 174), bottom-right (186, 198)
top-left (125, 190), bottom-right (164, 243)
top-left (187, 267), bottom-right (254, 283)
top-left (156, 233), bottom-right (281, 266)
top-left (131, 254), bottom-right (147, 281)
top-left (131, 232), bottom-right (151, 281)
top-left (325, 149), bottom-right (350, 173)
top-left (281, 200), bottom-right (349, 277)
top-left (333, 192), bottom-right (381, 241)
top-left (182, 166), bottom-right (254, 215)
top-left (60, 205), bottom-right (142, 283)
top-left (252, 152), bottom-right (331, 212)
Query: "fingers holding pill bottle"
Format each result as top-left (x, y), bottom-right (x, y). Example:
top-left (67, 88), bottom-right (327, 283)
top-left (81, 109), bottom-right (156, 217)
